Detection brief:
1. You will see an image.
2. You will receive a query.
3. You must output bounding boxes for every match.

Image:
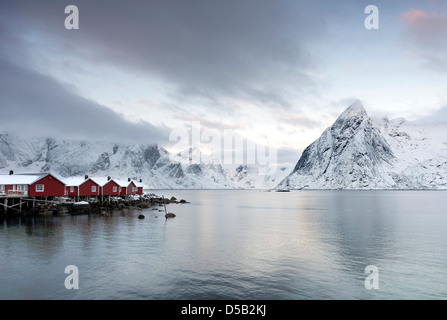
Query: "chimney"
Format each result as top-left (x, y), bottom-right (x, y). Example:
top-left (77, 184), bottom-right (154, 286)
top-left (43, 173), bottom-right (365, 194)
top-left (139, 179), bottom-right (142, 183)
top-left (84, 174), bottom-right (89, 180)
top-left (128, 178), bottom-right (131, 182)
top-left (107, 176), bottom-right (111, 181)
top-left (9, 170), bottom-right (13, 175)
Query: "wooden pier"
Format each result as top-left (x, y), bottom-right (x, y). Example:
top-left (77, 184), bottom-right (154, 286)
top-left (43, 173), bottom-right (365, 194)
top-left (0, 193), bottom-right (182, 217)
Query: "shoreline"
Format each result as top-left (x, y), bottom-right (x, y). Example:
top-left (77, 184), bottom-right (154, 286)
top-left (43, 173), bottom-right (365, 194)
top-left (0, 193), bottom-right (189, 219)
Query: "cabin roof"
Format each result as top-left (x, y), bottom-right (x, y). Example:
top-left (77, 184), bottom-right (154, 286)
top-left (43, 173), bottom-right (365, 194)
top-left (114, 179), bottom-right (133, 187)
top-left (0, 172), bottom-right (67, 186)
top-left (63, 177), bottom-right (97, 187)
top-left (132, 180), bottom-right (145, 188)
top-left (89, 177), bottom-right (117, 187)
top-left (0, 174), bottom-right (46, 185)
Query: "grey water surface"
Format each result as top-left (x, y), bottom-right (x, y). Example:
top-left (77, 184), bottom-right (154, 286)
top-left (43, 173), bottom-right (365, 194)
top-left (1, 190), bottom-right (446, 300)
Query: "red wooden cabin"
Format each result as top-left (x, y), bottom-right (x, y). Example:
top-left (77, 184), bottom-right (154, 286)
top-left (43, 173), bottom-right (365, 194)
top-left (64, 175), bottom-right (100, 197)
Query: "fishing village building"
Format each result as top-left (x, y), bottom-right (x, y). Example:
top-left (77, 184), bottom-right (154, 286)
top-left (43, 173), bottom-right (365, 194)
top-left (0, 171), bottom-right (66, 198)
top-left (0, 171), bottom-right (147, 214)
top-left (64, 175), bottom-right (101, 200)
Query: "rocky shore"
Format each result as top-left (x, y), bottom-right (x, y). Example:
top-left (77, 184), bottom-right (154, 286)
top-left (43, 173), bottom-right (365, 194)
top-left (2, 194), bottom-right (189, 218)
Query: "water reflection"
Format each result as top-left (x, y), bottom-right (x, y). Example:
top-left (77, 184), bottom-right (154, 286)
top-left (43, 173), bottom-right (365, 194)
top-left (1, 190), bottom-right (447, 299)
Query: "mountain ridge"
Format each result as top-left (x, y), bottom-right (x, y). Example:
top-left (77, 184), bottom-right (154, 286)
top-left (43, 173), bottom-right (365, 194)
top-left (0, 133), bottom-right (290, 189)
top-left (278, 102), bottom-right (447, 189)
top-left (2, 102), bottom-right (447, 190)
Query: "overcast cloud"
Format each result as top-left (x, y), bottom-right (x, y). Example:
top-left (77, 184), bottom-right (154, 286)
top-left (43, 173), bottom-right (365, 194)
top-left (2, 0), bottom-right (326, 109)
top-left (400, 8), bottom-right (447, 71)
top-left (1, 0), bottom-right (447, 166)
top-left (0, 56), bottom-right (169, 144)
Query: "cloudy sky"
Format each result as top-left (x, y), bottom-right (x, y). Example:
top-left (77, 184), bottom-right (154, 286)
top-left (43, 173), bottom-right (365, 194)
top-left (1, 0), bottom-right (446, 167)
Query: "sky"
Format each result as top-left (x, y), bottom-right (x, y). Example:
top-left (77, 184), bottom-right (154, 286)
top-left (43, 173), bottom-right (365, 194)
top-left (1, 0), bottom-right (447, 167)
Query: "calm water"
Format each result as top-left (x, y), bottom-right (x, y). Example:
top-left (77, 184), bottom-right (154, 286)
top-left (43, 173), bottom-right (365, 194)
top-left (1, 190), bottom-right (447, 300)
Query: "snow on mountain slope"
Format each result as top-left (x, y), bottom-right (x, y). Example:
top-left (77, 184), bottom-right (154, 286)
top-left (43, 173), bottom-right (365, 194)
top-left (278, 102), bottom-right (447, 189)
top-left (3, 101), bottom-right (445, 190)
top-left (377, 118), bottom-right (447, 188)
top-left (0, 133), bottom-right (288, 189)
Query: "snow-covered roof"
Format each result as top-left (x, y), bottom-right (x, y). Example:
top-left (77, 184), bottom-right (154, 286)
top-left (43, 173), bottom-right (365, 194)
top-left (89, 177), bottom-right (116, 187)
top-left (132, 180), bottom-right (145, 188)
top-left (0, 173), bottom-right (47, 185)
top-left (63, 177), bottom-right (91, 187)
top-left (114, 179), bottom-right (132, 187)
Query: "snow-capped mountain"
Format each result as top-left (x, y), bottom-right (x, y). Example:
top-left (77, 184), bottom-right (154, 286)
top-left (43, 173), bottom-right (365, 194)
top-left (0, 133), bottom-right (290, 189)
top-left (278, 101), bottom-right (447, 189)
top-left (2, 101), bottom-right (446, 190)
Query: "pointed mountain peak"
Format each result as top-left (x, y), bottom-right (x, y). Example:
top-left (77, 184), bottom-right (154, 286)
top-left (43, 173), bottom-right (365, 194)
top-left (338, 100), bottom-right (367, 119)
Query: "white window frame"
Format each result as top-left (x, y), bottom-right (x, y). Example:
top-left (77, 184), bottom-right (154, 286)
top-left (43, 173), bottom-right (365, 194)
top-left (70, 186), bottom-right (74, 192)
top-left (36, 184), bottom-right (44, 192)
top-left (113, 186), bottom-right (117, 193)
top-left (92, 186), bottom-right (96, 193)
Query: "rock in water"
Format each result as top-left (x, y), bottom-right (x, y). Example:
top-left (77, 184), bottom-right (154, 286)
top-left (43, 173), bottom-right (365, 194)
top-left (138, 214), bottom-right (145, 219)
top-left (165, 213), bottom-right (176, 218)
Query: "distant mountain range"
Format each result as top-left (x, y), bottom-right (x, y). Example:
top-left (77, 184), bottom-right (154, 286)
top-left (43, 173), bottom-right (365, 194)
top-left (2, 101), bottom-right (447, 189)
top-left (0, 133), bottom-right (289, 189)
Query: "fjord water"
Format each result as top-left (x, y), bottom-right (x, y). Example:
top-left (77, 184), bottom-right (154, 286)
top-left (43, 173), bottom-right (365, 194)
top-left (1, 190), bottom-right (447, 300)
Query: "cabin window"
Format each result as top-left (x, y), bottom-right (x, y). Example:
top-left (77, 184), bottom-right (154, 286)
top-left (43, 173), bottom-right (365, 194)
top-left (113, 186), bottom-right (117, 192)
top-left (119, 187), bottom-right (122, 192)
top-left (36, 184), bottom-right (44, 192)
top-left (92, 186), bottom-right (96, 192)
top-left (70, 186), bottom-right (74, 192)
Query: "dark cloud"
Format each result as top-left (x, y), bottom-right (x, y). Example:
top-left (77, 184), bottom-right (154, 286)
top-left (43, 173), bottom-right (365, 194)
top-left (1, 0), bottom-right (326, 111)
top-left (0, 56), bottom-right (169, 144)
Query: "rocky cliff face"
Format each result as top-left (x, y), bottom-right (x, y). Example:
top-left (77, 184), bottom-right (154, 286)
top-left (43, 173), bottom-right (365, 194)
top-left (278, 102), bottom-right (447, 189)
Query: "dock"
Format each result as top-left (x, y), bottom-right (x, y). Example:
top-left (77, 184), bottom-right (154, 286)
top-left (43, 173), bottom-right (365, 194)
top-left (0, 193), bottom-right (188, 217)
